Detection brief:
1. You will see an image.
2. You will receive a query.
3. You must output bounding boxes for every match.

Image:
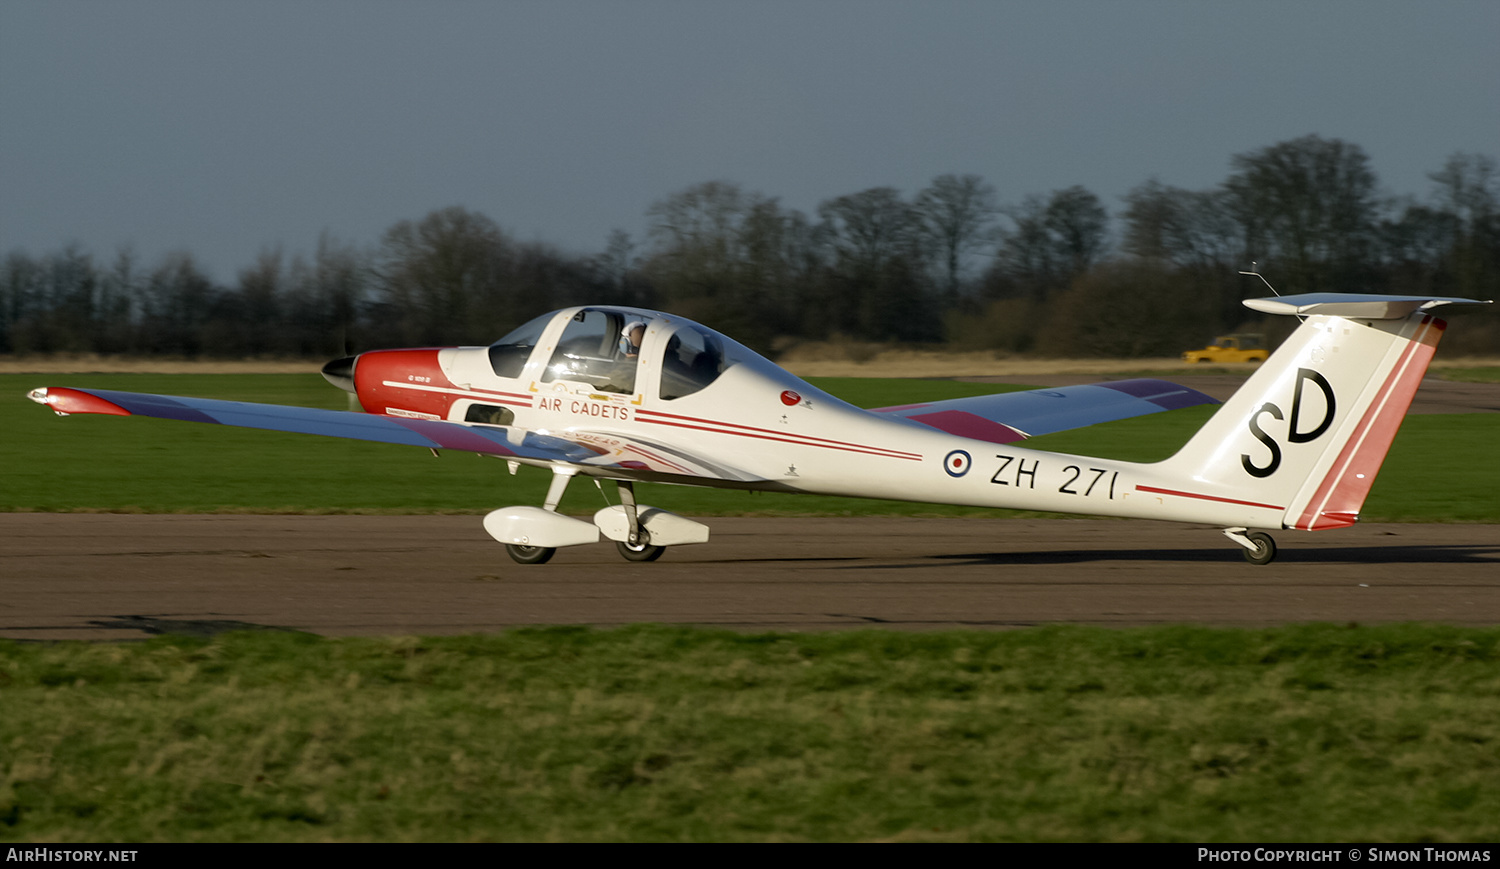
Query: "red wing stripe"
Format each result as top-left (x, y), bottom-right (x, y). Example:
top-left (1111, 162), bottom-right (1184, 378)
top-left (640, 416), bottom-right (923, 460)
top-left (1135, 485), bottom-right (1283, 511)
top-left (636, 409), bottom-right (922, 459)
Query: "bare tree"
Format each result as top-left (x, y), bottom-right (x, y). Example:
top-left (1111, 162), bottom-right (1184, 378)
top-left (643, 181), bottom-right (753, 332)
top-left (1224, 135), bottom-right (1378, 292)
top-left (231, 248), bottom-right (284, 355)
top-left (1120, 178), bottom-right (1178, 263)
top-left (818, 187), bottom-right (936, 341)
top-left (1045, 185), bottom-right (1109, 277)
top-left (1429, 152), bottom-right (1498, 229)
top-left (992, 194), bottom-right (1056, 299)
top-left (376, 207), bottom-right (513, 345)
top-left (593, 229), bottom-right (636, 295)
top-left (1427, 153), bottom-right (1500, 299)
top-left (819, 187), bottom-right (920, 271)
top-left (643, 181), bottom-right (822, 346)
top-left (141, 252), bottom-right (215, 356)
top-left (992, 186), bottom-right (1107, 300)
top-left (646, 180), bottom-right (748, 276)
top-left (915, 173), bottom-right (998, 302)
top-left (93, 246), bottom-right (139, 353)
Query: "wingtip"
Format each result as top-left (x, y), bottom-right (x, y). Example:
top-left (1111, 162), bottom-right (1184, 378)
top-left (27, 387), bottom-right (132, 417)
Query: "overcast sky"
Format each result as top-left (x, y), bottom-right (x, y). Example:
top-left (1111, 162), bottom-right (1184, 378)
top-left (2, 0), bottom-right (1496, 281)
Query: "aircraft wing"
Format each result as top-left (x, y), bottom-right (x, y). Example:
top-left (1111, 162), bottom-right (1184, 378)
top-left (26, 387), bottom-right (767, 484)
top-left (869, 378), bottom-right (1218, 444)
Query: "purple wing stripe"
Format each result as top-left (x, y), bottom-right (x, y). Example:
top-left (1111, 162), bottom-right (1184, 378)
top-left (1098, 378), bottom-right (1211, 410)
top-left (389, 418), bottom-right (517, 455)
top-left (86, 390), bottom-right (221, 425)
top-left (88, 389), bottom-right (450, 447)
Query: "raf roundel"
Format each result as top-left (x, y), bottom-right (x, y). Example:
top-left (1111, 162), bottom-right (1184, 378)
top-left (943, 450), bottom-right (972, 478)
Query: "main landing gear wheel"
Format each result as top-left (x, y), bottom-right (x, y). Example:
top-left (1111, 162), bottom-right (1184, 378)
top-left (616, 539), bottom-right (666, 562)
top-left (1242, 531), bottom-right (1277, 565)
top-left (506, 544), bottom-right (556, 565)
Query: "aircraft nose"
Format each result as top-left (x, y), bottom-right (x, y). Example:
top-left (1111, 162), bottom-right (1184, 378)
top-left (321, 355), bottom-right (358, 392)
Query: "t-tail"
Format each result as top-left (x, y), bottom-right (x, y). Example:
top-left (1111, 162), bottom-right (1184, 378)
top-left (1155, 293), bottom-right (1490, 563)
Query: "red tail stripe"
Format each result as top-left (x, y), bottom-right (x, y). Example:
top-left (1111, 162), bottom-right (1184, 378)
top-left (1291, 317), bottom-right (1440, 530)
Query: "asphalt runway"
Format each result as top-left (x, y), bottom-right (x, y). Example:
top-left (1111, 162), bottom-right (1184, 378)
top-left (3, 514), bottom-right (1497, 640)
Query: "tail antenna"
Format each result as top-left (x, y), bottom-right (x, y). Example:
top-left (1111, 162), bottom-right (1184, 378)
top-left (1240, 264), bottom-right (1302, 322)
top-left (1239, 263), bottom-right (1281, 297)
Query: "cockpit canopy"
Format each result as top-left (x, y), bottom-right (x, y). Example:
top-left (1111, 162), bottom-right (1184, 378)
top-left (486, 306), bottom-right (737, 401)
top-left (488, 312), bottom-right (553, 379)
top-left (658, 322), bottom-right (727, 401)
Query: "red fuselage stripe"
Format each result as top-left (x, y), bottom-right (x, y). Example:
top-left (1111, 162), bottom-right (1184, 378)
top-left (383, 381), bottom-right (533, 407)
top-left (461, 387), bottom-right (534, 401)
top-left (1135, 485), bottom-right (1283, 511)
top-left (636, 409), bottom-right (922, 459)
top-left (638, 416), bottom-right (923, 461)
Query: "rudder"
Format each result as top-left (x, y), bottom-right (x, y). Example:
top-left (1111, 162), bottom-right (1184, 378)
top-left (1158, 294), bottom-right (1481, 531)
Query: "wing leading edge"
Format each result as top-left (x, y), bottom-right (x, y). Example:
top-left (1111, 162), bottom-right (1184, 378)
top-left (26, 387), bottom-right (764, 484)
top-left (869, 378), bottom-right (1219, 444)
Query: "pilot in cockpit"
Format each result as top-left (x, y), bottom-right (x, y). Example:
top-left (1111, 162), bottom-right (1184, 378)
top-left (600, 320), bottom-right (647, 393)
top-left (618, 321), bottom-right (646, 358)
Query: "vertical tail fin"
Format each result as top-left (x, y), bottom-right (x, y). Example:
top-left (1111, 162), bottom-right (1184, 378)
top-left (1159, 294), bottom-right (1486, 531)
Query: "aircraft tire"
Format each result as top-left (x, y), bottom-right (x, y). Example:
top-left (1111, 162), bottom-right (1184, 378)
top-left (506, 544), bottom-right (556, 565)
top-left (616, 540), bottom-right (666, 562)
top-left (1242, 531), bottom-right (1277, 565)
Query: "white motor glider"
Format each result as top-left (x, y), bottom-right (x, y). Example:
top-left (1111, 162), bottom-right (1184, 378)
top-left (28, 292), bottom-right (1489, 565)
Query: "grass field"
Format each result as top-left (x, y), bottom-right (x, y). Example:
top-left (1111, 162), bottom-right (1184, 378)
top-left (1433, 366), bottom-right (1500, 383)
top-left (4, 373), bottom-right (1497, 521)
top-left (2, 624), bottom-right (1498, 842)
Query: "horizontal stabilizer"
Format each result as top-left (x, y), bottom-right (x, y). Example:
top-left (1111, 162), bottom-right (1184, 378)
top-left (1245, 293), bottom-right (1492, 319)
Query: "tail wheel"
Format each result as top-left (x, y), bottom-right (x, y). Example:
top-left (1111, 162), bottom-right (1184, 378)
top-left (1242, 531), bottom-right (1277, 565)
top-left (616, 540), bottom-right (666, 562)
top-left (506, 544), bottom-right (556, 565)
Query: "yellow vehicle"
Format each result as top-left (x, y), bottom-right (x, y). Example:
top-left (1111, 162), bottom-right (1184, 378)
top-left (1182, 333), bottom-right (1268, 364)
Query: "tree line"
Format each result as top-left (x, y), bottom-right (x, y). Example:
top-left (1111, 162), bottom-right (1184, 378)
top-left (4, 136), bottom-right (1496, 360)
